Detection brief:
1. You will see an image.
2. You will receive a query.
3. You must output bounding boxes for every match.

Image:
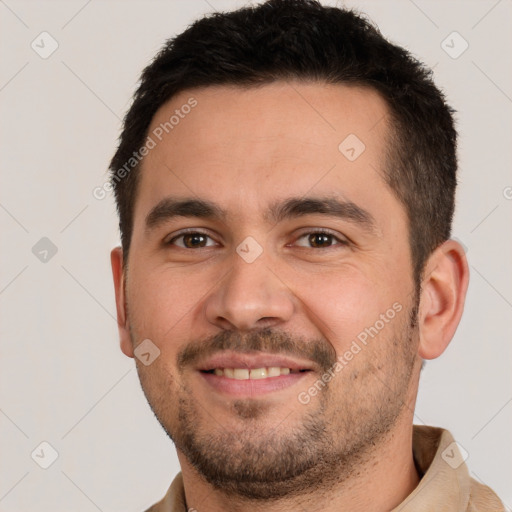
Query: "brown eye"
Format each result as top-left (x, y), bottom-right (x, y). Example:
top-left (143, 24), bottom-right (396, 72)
top-left (168, 232), bottom-right (216, 248)
top-left (308, 233), bottom-right (334, 248)
top-left (294, 231), bottom-right (347, 249)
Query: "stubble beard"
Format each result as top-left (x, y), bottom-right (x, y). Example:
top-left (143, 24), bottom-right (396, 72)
top-left (134, 299), bottom-right (419, 501)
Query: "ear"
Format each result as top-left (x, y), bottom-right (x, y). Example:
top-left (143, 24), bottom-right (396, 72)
top-left (417, 239), bottom-right (469, 360)
top-left (111, 247), bottom-right (134, 358)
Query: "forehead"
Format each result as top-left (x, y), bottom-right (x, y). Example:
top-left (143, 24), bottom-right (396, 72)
top-left (135, 81), bottom-right (398, 227)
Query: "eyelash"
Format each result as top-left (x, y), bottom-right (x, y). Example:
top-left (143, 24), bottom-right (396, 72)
top-left (165, 228), bottom-right (349, 250)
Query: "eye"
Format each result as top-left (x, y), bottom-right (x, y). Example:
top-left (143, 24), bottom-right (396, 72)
top-left (166, 230), bottom-right (217, 249)
top-left (293, 230), bottom-right (348, 249)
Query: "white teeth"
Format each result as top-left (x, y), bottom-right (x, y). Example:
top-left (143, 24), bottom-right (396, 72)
top-left (268, 367), bottom-right (281, 377)
top-left (210, 367), bottom-right (297, 379)
top-left (250, 368), bottom-right (267, 379)
top-left (233, 368), bottom-right (249, 380)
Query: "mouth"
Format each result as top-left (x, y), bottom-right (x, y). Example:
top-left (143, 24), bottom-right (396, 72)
top-left (201, 367), bottom-right (309, 379)
top-left (196, 352), bottom-right (314, 397)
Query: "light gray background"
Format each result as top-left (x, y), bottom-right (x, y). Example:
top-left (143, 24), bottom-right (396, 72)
top-left (0, 0), bottom-right (511, 510)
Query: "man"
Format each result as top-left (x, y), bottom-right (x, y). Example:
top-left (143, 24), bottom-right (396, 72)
top-left (109, 0), bottom-right (504, 510)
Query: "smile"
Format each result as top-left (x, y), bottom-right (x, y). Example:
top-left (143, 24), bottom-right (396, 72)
top-left (203, 367), bottom-right (309, 379)
top-left (195, 351), bottom-right (315, 396)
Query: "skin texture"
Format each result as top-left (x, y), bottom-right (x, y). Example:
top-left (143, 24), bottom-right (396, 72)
top-left (111, 81), bottom-right (469, 512)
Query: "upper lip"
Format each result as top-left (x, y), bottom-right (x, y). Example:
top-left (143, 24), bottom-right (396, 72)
top-left (196, 351), bottom-right (315, 372)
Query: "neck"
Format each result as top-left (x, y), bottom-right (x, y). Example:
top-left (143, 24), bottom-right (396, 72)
top-left (177, 416), bottom-right (420, 512)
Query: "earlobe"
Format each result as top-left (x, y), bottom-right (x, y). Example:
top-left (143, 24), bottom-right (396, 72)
top-left (417, 239), bottom-right (469, 360)
top-left (111, 247), bottom-right (134, 358)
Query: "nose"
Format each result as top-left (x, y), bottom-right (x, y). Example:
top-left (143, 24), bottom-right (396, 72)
top-left (204, 248), bottom-right (295, 331)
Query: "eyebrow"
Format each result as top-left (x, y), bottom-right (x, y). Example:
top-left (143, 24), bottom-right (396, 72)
top-left (145, 195), bottom-right (377, 234)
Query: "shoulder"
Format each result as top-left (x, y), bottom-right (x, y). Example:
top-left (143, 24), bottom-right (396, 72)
top-left (142, 472), bottom-right (186, 512)
top-left (468, 477), bottom-right (506, 512)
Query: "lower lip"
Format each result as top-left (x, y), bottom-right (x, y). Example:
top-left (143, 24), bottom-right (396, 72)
top-left (199, 371), bottom-right (309, 397)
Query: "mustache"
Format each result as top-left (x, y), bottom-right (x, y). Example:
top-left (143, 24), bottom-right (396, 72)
top-left (177, 328), bottom-right (337, 372)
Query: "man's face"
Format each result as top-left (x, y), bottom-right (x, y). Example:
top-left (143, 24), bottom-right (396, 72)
top-left (120, 82), bottom-right (421, 498)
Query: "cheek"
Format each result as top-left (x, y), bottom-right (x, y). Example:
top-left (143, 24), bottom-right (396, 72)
top-left (126, 265), bottom-right (218, 350)
top-left (288, 266), bottom-right (408, 363)
top-left (298, 271), bottom-right (391, 326)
